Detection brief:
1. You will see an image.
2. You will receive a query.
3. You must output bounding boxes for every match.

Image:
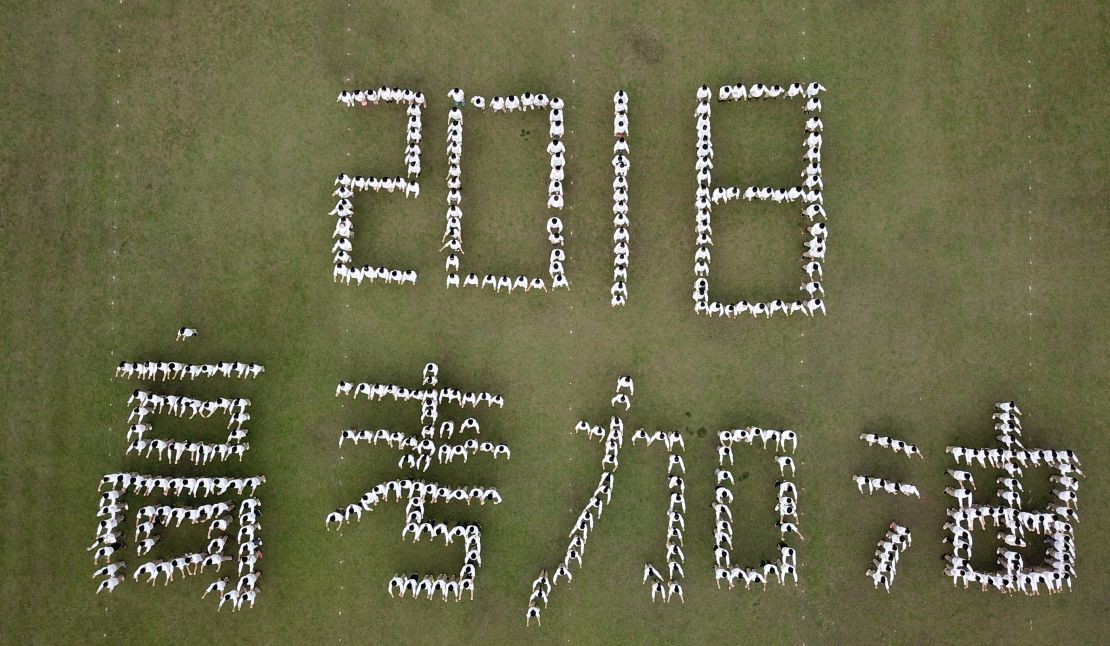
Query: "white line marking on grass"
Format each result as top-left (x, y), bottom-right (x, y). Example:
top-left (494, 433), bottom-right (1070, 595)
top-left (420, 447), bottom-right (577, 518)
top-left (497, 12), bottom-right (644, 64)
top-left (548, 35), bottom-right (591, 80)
top-left (340, 24), bottom-right (355, 347)
top-left (108, 5), bottom-right (126, 460)
top-left (1024, 0), bottom-right (1037, 382)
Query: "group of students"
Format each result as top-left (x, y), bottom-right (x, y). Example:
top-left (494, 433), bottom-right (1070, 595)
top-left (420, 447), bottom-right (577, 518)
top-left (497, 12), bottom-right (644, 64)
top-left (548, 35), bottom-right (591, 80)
top-left (467, 90), bottom-right (564, 119)
top-left (943, 402), bottom-right (1082, 595)
top-left (859, 433), bottom-right (924, 458)
top-left (122, 389), bottom-right (252, 466)
top-left (331, 174), bottom-right (419, 280)
top-left (712, 426), bottom-right (802, 590)
top-left (854, 433), bottom-right (923, 497)
top-left (90, 487), bottom-right (130, 594)
top-left (337, 426), bottom-right (511, 471)
top-left (326, 363), bottom-right (504, 603)
top-left (97, 352), bottom-right (267, 606)
top-left (855, 432), bottom-right (920, 590)
top-left (866, 523), bottom-right (911, 591)
top-left (610, 90), bottom-right (631, 306)
top-left (116, 361), bottom-right (264, 380)
top-left (125, 498), bottom-right (263, 611)
top-left (334, 362), bottom-right (508, 471)
top-left (336, 85), bottom-right (425, 180)
top-left (326, 477), bottom-right (501, 531)
top-left (331, 173), bottom-right (421, 281)
top-left (716, 81), bottom-right (825, 107)
top-left (442, 88), bottom-right (570, 293)
top-left (93, 474), bottom-right (265, 608)
top-left (693, 82), bottom-right (828, 319)
top-left (124, 388), bottom-right (250, 421)
top-left (334, 376), bottom-right (505, 410)
top-left (853, 475), bottom-right (922, 498)
top-left (638, 427), bottom-right (688, 602)
top-left (331, 86), bottom-right (424, 287)
top-left (326, 477), bottom-right (494, 602)
top-left (337, 86), bottom-right (427, 109)
top-left (98, 473), bottom-right (266, 498)
top-left (526, 377), bottom-right (634, 625)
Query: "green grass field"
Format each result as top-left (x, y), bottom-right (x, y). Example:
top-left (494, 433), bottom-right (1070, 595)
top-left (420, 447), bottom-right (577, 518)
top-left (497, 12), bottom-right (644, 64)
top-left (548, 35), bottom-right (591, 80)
top-left (2, 1), bottom-right (1108, 644)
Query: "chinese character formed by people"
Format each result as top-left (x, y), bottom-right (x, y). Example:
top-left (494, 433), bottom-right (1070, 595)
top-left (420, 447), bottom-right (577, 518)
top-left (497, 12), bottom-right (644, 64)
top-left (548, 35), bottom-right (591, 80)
top-left (328, 363), bottom-right (508, 601)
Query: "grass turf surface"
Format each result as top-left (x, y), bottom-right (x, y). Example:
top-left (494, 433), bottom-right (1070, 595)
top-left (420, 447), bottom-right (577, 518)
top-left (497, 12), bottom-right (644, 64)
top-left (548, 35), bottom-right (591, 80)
top-left (2, 1), bottom-right (1108, 644)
